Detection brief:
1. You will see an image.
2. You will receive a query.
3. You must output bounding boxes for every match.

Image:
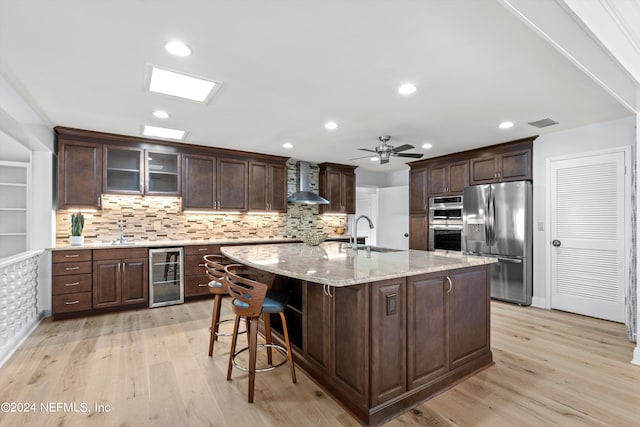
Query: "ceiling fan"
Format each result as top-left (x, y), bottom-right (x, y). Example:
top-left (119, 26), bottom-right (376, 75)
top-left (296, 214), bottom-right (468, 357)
top-left (350, 135), bottom-right (424, 164)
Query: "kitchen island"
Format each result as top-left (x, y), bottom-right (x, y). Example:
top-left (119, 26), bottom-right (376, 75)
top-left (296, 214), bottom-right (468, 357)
top-left (221, 242), bottom-right (496, 425)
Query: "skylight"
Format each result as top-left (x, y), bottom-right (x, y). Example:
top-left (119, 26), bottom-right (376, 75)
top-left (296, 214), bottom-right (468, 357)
top-left (142, 125), bottom-right (186, 140)
top-left (148, 66), bottom-right (220, 102)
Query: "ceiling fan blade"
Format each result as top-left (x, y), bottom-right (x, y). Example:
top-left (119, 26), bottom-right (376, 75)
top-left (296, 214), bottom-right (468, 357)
top-left (349, 154), bottom-right (378, 161)
top-left (380, 158), bottom-right (390, 164)
top-left (394, 153), bottom-right (424, 158)
top-left (391, 144), bottom-right (414, 153)
top-left (357, 148), bottom-right (378, 153)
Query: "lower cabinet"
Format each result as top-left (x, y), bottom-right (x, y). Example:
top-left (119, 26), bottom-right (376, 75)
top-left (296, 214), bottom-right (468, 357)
top-left (93, 248), bottom-right (148, 308)
top-left (183, 244), bottom-right (221, 297)
top-left (52, 250), bottom-right (93, 315)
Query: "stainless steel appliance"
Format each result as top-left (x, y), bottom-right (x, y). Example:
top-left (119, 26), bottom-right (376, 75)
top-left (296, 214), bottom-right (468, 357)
top-left (149, 247), bottom-right (184, 308)
top-left (462, 181), bottom-right (532, 305)
top-left (428, 195), bottom-right (463, 251)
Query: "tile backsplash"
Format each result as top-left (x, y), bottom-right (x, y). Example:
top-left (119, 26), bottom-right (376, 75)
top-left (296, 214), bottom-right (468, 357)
top-left (55, 160), bottom-right (348, 245)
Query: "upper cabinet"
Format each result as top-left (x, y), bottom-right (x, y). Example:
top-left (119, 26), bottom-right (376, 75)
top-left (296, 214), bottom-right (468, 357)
top-left (182, 154), bottom-right (248, 211)
top-left (429, 160), bottom-right (469, 196)
top-left (318, 163), bottom-right (356, 214)
top-left (104, 146), bottom-right (180, 195)
top-left (469, 140), bottom-right (533, 185)
top-left (57, 137), bottom-right (102, 209)
top-left (248, 161), bottom-right (287, 212)
top-left (409, 167), bottom-right (428, 213)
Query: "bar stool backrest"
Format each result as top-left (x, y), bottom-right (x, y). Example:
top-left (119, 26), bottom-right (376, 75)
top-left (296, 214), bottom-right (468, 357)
top-left (203, 254), bottom-right (230, 294)
top-left (225, 264), bottom-right (268, 318)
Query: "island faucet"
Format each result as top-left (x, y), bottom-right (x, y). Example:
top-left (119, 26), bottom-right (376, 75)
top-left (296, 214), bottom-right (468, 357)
top-left (351, 215), bottom-right (374, 249)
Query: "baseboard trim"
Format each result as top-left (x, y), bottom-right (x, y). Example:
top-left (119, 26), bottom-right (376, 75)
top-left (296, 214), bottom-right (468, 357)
top-left (632, 345), bottom-right (640, 366)
top-left (531, 296), bottom-right (546, 308)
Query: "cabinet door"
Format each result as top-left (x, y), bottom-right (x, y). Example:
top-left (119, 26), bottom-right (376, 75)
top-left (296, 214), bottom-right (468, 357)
top-left (104, 146), bottom-right (144, 194)
top-left (58, 140), bottom-right (102, 209)
top-left (269, 163), bottom-right (287, 212)
top-left (324, 170), bottom-right (343, 212)
top-left (449, 266), bottom-right (490, 368)
top-left (370, 278), bottom-right (406, 405)
top-left (342, 171), bottom-right (356, 214)
top-left (248, 162), bottom-right (268, 210)
top-left (448, 161), bottom-right (469, 194)
top-left (409, 214), bottom-right (428, 250)
top-left (93, 260), bottom-right (121, 308)
top-left (429, 165), bottom-right (447, 196)
top-left (121, 258), bottom-right (148, 305)
top-left (499, 149), bottom-right (531, 182)
top-left (217, 158), bottom-right (248, 211)
top-left (469, 156), bottom-right (498, 185)
top-left (304, 282), bottom-right (331, 374)
top-left (407, 272), bottom-right (449, 389)
top-left (146, 151), bottom-right (180, 195)
top-left (409, 168), bottom-right (428, 213)
top-left (182, 155), bottom-right (216, 210)
top-left (332, 284), bottom-right (369, 404)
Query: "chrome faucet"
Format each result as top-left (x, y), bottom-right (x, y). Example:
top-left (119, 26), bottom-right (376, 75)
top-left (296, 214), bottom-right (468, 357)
top-left (351, 215), bottom-right (374, 250)
top-left (117, 220), bottom-right (126, 244)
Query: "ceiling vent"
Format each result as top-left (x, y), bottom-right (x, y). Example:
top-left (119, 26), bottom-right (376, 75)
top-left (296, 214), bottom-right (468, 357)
top-left (528, 118), bottom-right (559, 128)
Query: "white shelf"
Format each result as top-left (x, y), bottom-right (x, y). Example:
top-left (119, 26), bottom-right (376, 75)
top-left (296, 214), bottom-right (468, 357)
top-left (0, 232), bottom-right (27, 236)
top-left (0, 161), bottom-right (29, 258)
top-left (0, 182), bottom-right (27, 187)
top-left (0, 207), bottom-right (27, 211)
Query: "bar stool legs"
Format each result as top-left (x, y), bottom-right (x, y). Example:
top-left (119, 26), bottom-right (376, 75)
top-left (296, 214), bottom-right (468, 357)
top-left (279, 311), bottom-right (297, 384)
top-left (208, 293), bottom-right (223, 356)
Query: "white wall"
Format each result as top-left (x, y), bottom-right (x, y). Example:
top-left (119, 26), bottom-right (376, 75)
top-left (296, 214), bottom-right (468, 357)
top-left (356, 167), bottom-right (409, 188)
top-left (532, 115), bottom-right (636, 308)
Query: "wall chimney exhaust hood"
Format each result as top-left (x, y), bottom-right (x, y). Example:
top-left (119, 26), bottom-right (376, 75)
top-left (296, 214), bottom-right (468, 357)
top-left (288, 161), bottom-right (330, 205)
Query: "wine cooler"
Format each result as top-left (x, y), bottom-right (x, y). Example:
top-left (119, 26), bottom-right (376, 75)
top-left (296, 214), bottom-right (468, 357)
top-left (149, 247), bottom-right (184, 308)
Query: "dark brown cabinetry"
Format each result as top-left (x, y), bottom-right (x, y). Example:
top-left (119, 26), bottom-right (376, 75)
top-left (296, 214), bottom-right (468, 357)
top-left (182, 154), bottom-right (248, 211)
top-left (469, 144), bottom-right (532, 185)
top-left (409, 167), bottom-right (428, 213)
top-left (408, 214), bottom-right (428, 250)
top-left (57, 139), bottom-right (102, 209)
top-left (248, 161), bottom-right (287, 212)
top-left (429, 160), bottom-right (469, 196)
top-left (318, 163), bottom-right (356, 214)
top-left (184, 244), bottom-right (221, 297)
top-left (92, 248), bottom-right (148, 309)
top-left (104, 146), bottom-right (181, 195)
top-left (52, 250), bottom-right (93, 314)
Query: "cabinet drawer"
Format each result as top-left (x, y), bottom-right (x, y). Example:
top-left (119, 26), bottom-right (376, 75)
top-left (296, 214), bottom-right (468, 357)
top-left (93, 247), bottom-right (148, 261)
top-left (52, 250), bottom-right (92, 263)
top-left (52, 274), bottom-right (92, 295)
top-left (52, 292), bottom-right (92, 314)
top-left (185, 255), bottom-right (208, 276)
top-left (184, 245), bottom-right (220, 256)
top-left (52, 261), bottom-right (92, 276)
top-left (185, 274), bottom-right (212, 297)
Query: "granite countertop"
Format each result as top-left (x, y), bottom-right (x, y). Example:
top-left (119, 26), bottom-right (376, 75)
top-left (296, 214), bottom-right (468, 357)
top-left (221, 242), bottom-right (497, 287)
top-left (50, 235), bottom-right (353, 251)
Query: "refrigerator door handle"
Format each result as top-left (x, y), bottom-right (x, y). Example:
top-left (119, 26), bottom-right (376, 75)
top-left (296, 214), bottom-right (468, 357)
top-left (497, 257), bottom-right (523, 264)
top-left (488, 189), bottom-right (495, 246)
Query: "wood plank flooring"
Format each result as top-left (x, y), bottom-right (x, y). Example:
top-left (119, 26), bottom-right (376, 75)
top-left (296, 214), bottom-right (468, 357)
top-left (0, 300), bottom-right (638, 426)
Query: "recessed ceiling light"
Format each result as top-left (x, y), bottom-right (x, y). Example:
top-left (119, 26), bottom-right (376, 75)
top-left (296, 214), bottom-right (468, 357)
top-left (499, 121), bottom-right (514, 129)
top-left (398, 83), bottom-right (417, 95)
top-left (282, 142), bottom-right (293, 149)
top-left (165, 40), bottom-right (191, 57)
top-left (324, 121), bottom-right (338, 130)
top-left (148, 66), bottom-right (220, 102)
top-left (143, 125), bottom-right (186, 140)
top-left (422, 143), bottom-right (433, 149)
top-left (152, 110), bottom-right (169, 119)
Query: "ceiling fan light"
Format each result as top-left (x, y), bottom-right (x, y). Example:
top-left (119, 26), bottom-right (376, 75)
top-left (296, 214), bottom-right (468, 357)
top-left (398, 83), bottom-right (417, 95)
top-left (370, 157), bottom-right (379, 162)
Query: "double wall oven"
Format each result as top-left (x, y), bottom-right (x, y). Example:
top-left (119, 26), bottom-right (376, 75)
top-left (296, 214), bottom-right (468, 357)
top-left (428, 195), bottom-right (463, 252)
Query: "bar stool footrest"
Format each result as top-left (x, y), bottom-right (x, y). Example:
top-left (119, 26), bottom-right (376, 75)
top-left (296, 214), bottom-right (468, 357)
top-left (210, 317), bottom-right (247, 337)
top-left (232, 343), bottom-right (288, 372)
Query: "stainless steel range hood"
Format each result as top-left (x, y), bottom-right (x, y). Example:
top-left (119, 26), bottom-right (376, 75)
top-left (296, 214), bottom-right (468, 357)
top-left (287, 161), bottom-right (330, 205)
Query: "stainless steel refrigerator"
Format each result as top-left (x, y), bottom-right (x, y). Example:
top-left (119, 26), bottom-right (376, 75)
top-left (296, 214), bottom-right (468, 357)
top-left (462, 181), bottom-right (532, 305)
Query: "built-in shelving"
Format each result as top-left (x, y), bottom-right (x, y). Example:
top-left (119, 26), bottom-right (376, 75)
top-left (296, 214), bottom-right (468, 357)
top-left (0, 161), bottom-right (29, 258)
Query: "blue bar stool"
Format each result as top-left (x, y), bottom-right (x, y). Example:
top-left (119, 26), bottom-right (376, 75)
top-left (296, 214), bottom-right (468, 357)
top-left (224, 264), bottom-right (296, 403)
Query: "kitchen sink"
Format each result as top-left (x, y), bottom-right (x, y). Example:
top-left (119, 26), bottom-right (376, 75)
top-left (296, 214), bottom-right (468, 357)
top-left (356, 245), bottom-right (404, 253)
top-left (111, 240), bottom-right (137, 245)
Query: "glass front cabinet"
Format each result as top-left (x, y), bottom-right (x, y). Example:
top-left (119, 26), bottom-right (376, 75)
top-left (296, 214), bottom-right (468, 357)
top-left (104, 146), bottom-right (180, 195)
top-left (149, 247), bottom-right (184, 308)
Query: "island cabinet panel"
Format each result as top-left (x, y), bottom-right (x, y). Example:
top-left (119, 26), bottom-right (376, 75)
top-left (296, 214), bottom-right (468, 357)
top-left (304, 282), bottom-right (331, 373)
top-left (407, 272), bottom-right (449, 389)
top-left (57, 139), bottom-right (102, 209)
top-left (449, 266), bottom-right (490, 368)
top-left (370, 278), bottom-right (407, 406)
top-left (332, 284), bottom-right (369, 403)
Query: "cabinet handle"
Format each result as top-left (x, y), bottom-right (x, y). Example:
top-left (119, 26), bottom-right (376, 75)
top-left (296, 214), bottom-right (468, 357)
top-left (198, 248), bottom-right (209, 252)
top-left (65, 266), bottom-right (80, 271)
top-left (122, 262), bottom-right (126, 275)
top-left (323, 284), bottom-right (333, 297)
top-left (64, 282), bottom-right (80, 287)
top-left (198, 283), bottom-right (208, 287)
top-left (445, 276), bottom-right (453, 293)
top-left (65, 300), bottom-right (80, 305)
top-left (98, 196), bottom-right (101, 208)
top-left (198, 263), bottom-right (205, 267)
top-left (64, 254), bottom-right (80, 258)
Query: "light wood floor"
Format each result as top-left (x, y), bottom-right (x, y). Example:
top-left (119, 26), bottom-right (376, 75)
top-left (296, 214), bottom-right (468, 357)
top-left (0, 300), bottom-right (638, 427)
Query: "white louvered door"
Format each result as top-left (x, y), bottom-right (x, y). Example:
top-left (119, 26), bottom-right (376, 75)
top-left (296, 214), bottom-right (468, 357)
top-left (550, 150), bottom-right (626, 322)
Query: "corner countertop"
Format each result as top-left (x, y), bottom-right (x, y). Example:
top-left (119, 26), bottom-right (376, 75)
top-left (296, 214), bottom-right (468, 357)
top-left (49, 235), bottom-right (354, 251)
top-left (221, 242), bottom-right (497, 287)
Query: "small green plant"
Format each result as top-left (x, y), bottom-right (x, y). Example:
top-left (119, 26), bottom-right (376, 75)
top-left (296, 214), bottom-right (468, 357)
top-left (71, 212), bottom-right (84, 236)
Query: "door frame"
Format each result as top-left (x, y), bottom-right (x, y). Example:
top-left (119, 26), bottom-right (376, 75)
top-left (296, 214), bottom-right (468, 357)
top-left (544, 146), bottom-right (631, 318)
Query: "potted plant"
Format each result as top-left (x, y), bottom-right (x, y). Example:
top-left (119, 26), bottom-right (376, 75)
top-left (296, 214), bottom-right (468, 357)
top-left (70, 211), bottom-right (85, 246)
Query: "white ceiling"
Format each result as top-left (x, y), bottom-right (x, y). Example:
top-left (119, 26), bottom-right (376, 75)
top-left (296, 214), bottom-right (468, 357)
top-left (0, 0), bottom-right (632, 171)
